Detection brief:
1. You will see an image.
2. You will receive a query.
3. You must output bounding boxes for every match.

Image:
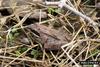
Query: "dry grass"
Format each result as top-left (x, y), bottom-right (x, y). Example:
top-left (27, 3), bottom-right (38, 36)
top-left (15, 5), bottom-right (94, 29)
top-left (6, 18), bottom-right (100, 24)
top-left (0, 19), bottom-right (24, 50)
top-left (0, 0), bottom-right (100, 67)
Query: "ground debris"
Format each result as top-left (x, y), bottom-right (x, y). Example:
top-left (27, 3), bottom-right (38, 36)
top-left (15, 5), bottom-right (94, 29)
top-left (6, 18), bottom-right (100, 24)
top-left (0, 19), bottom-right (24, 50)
top-left (1, 0), bottom-right (43, 7)
top-left (18, 10), bottom-right (47, 20)
top-left (27, 23), bottom-right (72, 50)
top-left (0, 0), bottom-right (47, 19)
top-left (95, 2), bottom-right (100, 9)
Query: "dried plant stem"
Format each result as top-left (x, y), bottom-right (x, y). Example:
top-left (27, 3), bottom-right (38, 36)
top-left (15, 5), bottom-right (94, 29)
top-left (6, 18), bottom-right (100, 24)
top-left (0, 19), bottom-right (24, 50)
top-left (0, 55), bottom-right (42, 62)
top-left (63, 4), bottom-right (95, 23)
top-left (13, 12), bottom-right (32, 28)
top-left (62, 48), bottom-right (80, 67)
top-left (45, 1), bottom-right (98, 26)
top-left (4, 45), bottom-right (36, 67)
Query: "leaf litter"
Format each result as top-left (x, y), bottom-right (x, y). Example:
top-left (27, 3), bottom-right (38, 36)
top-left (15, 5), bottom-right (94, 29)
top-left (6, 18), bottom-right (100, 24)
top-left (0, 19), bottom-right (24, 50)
top-left (0, 0), bottom-right (100, 67)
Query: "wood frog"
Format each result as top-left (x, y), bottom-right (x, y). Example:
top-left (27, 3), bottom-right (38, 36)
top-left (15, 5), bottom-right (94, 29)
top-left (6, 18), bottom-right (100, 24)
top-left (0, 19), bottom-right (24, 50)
top-left (27, 23), bottom-right (72, 50)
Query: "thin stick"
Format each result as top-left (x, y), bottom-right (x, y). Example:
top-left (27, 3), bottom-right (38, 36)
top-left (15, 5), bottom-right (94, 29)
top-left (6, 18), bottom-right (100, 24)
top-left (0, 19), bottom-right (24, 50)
top-left (4, 45), bottom-right (36, 67)
top-left (0, 55), bottom-right (43, 63)
top-left (62, 3), bottom-right (96, 25)
top-left (62, 48), bottom-right (80, 67)
top-left (45, 0), bottom-right (99, 26)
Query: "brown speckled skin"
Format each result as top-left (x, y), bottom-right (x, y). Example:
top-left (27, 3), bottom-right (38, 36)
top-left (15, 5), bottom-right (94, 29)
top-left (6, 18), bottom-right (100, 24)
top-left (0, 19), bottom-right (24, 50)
top-left (28, 23), bottom-right (72, 50)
